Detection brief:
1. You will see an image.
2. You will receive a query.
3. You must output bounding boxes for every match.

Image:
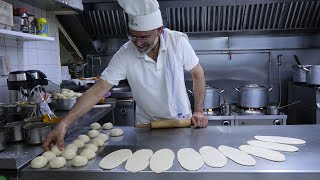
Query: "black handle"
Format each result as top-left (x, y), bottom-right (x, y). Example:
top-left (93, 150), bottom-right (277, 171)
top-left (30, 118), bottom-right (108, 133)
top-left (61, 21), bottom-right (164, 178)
top-left (25, 72), bottom-right (35, 80)
top-left (37, 70), bottom-right (47, 79)
top-left (293, 55), bottom-right (302, 66)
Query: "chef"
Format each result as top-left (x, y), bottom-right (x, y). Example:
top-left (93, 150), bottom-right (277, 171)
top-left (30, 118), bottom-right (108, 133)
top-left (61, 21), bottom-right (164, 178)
top-left (42, 0), bottom-right (207, 151)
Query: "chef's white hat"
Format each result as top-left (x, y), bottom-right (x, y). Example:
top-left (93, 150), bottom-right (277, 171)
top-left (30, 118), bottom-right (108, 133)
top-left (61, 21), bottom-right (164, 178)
top-left (117, 0), bottom-right (163, 31)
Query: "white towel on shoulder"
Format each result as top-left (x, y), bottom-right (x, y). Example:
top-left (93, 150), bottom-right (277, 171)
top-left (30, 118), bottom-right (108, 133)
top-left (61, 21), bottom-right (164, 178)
top-left (163, 29), bottom-right (191, 119)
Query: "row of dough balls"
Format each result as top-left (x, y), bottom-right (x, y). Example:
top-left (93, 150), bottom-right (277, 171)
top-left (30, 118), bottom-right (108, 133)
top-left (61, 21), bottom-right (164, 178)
top-left (30, 132), bottom-right (109, 169)
top-left (88, 122), bottom-right (123, 138)
top-left (90, 122), bottom-right (113, 130)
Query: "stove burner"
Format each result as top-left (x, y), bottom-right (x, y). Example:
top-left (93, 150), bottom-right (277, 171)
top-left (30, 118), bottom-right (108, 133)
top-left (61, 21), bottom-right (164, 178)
top-left (240, 107), bottom-right (266, 115)
top-left (203, 108), bottom-right (220, 116)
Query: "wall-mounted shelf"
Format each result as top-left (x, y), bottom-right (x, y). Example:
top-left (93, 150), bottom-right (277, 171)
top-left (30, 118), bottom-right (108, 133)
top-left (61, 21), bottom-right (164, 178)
top-left (0, 29), bottom-right (54, 41)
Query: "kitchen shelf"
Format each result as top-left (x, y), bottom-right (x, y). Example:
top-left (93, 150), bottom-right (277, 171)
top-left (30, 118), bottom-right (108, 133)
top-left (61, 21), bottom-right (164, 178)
top-left (0, 29), bottom-right (54, 41)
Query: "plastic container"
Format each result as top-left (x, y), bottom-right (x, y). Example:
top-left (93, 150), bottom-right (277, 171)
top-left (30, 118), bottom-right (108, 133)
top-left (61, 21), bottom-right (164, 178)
top-left (36, 18), bottom-right (48, 36)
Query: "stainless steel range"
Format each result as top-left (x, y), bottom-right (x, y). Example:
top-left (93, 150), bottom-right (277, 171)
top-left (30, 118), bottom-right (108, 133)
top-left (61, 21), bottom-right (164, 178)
top-left (205, 106), bottom-right (287, 126)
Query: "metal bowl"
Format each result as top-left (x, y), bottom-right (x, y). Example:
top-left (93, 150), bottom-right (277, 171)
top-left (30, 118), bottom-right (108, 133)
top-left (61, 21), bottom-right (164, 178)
top-left (3, 121), bottom-right (26, 142)
top-left (23, 122), bottom-right (52, 145)
top-left (50, 98), bottom-right (77, 110)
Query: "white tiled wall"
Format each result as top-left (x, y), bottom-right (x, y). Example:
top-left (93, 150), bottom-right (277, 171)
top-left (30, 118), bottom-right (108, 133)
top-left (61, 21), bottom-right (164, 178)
top-left (0, 0), bottom-right (61, 103)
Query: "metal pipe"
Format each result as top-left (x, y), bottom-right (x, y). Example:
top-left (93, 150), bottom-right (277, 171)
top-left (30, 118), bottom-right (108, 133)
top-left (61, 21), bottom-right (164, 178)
top-left (277, 54), bottom-right (283, 107)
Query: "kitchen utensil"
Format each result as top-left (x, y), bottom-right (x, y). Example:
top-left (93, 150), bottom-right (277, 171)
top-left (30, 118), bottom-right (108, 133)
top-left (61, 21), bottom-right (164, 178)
top-left (50, 98), bottom-right (77, 110)
top-left (266, 105), bottom-right (280, 115)
top-left (235, 84), bottom-right (272, 108)
top-left (0, 129), bottom-right (7, 151)
top-left (204, 85), bottom-right (224, 109)
top-left (293, 55), bottom-right (309, 71)
top-left (23, 122), bottom-right (52, 144)
top-left (3, 121), bottom-right (25, 142)
top-left (267, 101), bottom-right (301, 115)
top-left (292, 65), bottom-right (310, 83)
top-left (135, 119), bottom-right (191, 129)
top-left (220, 103), bottom-right (231, 115)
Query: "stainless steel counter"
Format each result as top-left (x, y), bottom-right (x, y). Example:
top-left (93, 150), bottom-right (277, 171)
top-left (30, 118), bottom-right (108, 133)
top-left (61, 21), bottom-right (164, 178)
top-left (0, 102), bottom-right (115, 172)
top-left (22, 125), bottom-right (320, 180)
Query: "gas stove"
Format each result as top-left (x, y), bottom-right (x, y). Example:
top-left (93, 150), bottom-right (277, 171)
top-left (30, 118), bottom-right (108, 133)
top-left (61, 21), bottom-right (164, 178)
top-left (204, 106), bottom-right (287, 126)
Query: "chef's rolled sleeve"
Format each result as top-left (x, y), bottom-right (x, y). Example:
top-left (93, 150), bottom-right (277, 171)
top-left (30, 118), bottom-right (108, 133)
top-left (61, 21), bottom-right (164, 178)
top-left (178, 37), bottom-right (199, 71)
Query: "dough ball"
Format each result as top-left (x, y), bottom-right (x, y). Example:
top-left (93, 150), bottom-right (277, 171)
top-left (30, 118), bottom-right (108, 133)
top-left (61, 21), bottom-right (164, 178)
top-left (65, 144), bottom-right (78, 152)
top-left (49, 157), bottom-right (67, 169)
top-left (110, 128), bottom-right (124, 137)
top-left (97, 133), bottom-right (109, 142)
top-left (92, 137), bottom-right (104, 147)
top-left (78, 135), bottom-right (90, 143)
top-left (102, 122), bottom-right (113, 130)
top-left (71, 155), bottom-right (88, 167)
top-left (88, 130), bottom-right (99, 138)
top-left (42, 151), bottom-right (56, 161)
top-left (51, 145), bottom-right (64, 156)
top-left (72, 139), bottom-right (85, 148)
top-left (80, 149), bottom-right (96, 160)
top-left (90, 122), bottom-right (101, 130)
top-left (61, 149), bottom-right (77, 160)
top-left (31, 156), bottom-right (48, 169)
top-left (85, 143), bottom-right (98, 153)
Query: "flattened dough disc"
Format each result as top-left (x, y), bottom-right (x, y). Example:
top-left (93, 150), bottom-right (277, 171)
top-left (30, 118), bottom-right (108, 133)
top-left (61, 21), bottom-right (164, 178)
top-left (239, 145), bottom-right (286, 162)
top-left (199, 146), bottom-right (227, 168)
top-left (247, 140), bottom-right (299, 152)
top-left (218, 145), bottom-right (256, 166)
top-left (254, 136), bottom-right (306, 145)
top-left (150, 149), bottom-right (175, 173)
top-left (125, 149), bottom-right (153, 173)
top-left (177, 148), bottom-right (204, 171)
top-left (99, 149), bottom-right (132, 169)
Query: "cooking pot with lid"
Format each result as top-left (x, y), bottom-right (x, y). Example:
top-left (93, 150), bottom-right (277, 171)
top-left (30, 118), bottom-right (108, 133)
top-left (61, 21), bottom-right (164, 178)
top-left (235, 84), bottom-right (272, 108)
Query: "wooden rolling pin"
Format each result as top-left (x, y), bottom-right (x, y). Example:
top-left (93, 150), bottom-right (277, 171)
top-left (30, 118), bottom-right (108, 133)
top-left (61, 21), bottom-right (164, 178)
top-left (135, 119), bottom-right (191, 129)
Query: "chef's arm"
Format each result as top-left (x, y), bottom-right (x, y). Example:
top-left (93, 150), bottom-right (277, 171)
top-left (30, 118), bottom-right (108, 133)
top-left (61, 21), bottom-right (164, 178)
top-left (60, 79), bottom-right (113, 129)
top-left (190, 63), bottom-right (206, 113)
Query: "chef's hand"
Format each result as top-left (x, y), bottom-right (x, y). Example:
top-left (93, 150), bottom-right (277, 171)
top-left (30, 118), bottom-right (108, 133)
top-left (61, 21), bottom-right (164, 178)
top-left (42, 122), bottom-right (68, 151)
top-left (191, 112), bottom-right (208, 128)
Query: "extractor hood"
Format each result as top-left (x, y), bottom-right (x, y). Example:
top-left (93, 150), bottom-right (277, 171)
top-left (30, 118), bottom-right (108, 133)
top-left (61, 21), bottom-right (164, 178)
top-left (58, 0), bottom-right (320, 55)
top-left (18, 0), bottom-right (83, 13)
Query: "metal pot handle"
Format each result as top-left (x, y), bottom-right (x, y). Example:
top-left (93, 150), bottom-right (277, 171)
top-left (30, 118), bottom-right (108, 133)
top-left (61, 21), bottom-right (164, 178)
top-left (268, 85), bottom-right (273, 91)
top-left (234, 88), bottom-right (240, 92)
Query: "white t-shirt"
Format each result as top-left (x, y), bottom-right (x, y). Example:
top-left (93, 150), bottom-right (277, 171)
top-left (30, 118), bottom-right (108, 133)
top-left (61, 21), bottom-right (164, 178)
top-left (100, 29), bottom-right (199, 124)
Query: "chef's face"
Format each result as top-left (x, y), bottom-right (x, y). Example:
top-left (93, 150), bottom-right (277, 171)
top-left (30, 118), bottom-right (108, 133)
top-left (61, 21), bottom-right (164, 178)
top-left (128, 27), bottom-right (163, 54)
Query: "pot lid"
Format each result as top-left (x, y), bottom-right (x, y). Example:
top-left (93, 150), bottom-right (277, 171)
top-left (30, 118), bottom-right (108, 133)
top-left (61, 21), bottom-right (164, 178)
top-left (205, 85), bottom-right (221, 92)
top-left (240, 84), bottom-right (268, 91)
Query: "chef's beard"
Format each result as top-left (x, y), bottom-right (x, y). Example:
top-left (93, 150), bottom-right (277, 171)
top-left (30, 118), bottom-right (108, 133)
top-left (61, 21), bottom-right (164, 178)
top-left (137, 36), bottom-right (159, 54)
